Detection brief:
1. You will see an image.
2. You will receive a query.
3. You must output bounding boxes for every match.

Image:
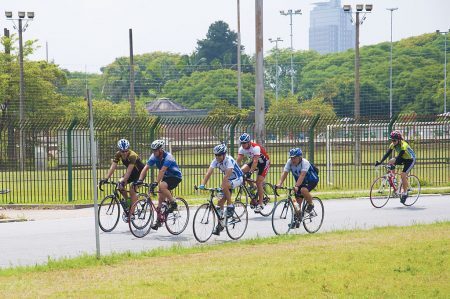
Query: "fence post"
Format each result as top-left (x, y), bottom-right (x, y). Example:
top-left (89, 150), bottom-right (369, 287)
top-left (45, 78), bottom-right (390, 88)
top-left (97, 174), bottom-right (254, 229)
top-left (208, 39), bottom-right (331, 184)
top-left (308, 115), bottom-right (320, 164)
top-left (229, 116), bottom-right (240, 157)
top-left (149, 116), bottom-right (161, 181)
top-left (67, 118), bottom-right (78, 202)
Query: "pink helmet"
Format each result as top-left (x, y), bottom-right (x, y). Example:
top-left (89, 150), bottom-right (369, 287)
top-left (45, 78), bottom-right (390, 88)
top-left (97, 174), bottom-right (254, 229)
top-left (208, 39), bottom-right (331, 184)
top-left (390, 130), bottom-right (403, 140)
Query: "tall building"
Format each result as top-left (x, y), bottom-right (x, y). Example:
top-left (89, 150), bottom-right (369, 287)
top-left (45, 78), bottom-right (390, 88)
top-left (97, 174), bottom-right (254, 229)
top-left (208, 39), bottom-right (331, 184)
top-left (309, 0), bottom-right (354, 54)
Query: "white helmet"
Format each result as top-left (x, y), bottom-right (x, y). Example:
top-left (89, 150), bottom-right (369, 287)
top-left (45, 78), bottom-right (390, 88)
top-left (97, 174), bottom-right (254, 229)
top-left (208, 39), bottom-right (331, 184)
top-left (117, 139), bottom-right (130, 151)
top-left (150, 139), bottom-right (165, 150)
top-left (213, 144), bottom-right (227, 155)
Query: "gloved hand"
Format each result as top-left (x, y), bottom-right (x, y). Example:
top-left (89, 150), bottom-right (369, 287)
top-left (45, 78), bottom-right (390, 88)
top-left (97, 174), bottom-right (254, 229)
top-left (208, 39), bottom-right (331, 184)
top-left (117, 181), bottom-right (125, 190)
top-left (374, 161), bottom-right (381, 167)
top-left (198, 184), bottom-right (206, 190)
top-left (133, 180), bottom-right (143, 186)
top-left (150, 182), bottom-right (159, 189)
top-left (99, 178), bottom-right (108, 185)
top-left (244, 171), bottom-right (253, 179)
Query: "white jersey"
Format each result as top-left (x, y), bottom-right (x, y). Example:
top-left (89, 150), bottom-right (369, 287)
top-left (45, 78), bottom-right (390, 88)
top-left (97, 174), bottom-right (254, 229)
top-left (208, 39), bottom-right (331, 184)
top-left (210, 155), bottom-right (243, 180)
top-left (238, 142), bottom-right (269, 164)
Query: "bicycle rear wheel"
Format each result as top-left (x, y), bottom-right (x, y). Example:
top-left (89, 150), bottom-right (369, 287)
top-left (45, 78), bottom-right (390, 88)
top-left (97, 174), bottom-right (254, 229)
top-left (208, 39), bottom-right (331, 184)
top-left (271, 199), bottom-right (294, 235)
top-left (226, 202), bottom-right (248, 240)
top-left (401, 175), bottom-right (421, 206)
top-left (98, 195), bottom-right (121, 232)
top-left (129, 195), bottom-right (154, 238)
top-left (193, 203), bottom-right (216, 243)
top-left (259, 183), bottom-right (277, 217)
top-left (165, 197), bottom-right (190, 235)
top-left (369, 177), bottom-right (392, 208)
top-left (302, 197), bottom-right (324, 233)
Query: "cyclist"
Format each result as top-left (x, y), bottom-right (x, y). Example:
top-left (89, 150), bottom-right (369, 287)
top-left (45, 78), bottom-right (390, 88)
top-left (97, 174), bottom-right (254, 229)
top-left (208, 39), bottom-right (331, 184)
top-left (276, 148), bottom-right (318, 218)
top-left (99, 138), bottom-right (145, 221)
top-left (199, 144), bottom-right (243, 235)
top-left (375, 130), bottom-right (416, 203)
top-left (236, 133), bottom-right (270, 213)
top-left (135, 139), bottom-right (182, 230)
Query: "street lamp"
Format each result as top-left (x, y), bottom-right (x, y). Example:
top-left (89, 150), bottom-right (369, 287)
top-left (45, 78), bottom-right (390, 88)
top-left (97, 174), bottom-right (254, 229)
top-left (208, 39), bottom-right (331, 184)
top-left (343, 4), bottom-right (372, 166)
top-left (280, 9), bottom-right (302, 95)
top-left (387, 8), bottom-right (398, 119)
top-left (5, 10), bottom-right (35, 170)
top-left (269, 37), bottom-right (283, 101)
top-left (436, 29), bottom-right (449, 114)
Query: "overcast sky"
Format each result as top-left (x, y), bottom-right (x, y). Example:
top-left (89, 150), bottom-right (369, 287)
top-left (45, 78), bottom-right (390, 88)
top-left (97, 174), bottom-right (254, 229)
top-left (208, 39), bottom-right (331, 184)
top-left (2, 0), bottom-right (449, 73)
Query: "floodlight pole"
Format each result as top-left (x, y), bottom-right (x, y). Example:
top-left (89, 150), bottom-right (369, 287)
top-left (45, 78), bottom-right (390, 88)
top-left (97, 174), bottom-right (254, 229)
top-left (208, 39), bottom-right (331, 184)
top-left (437, 30), bottom-right (449, 114)
top-left (269, 38), bottom-right (283, 101)
top-left (387, 8), bottom-right (398, 119)
top-left (237, 0), bottom-right (242, 108)
top-left (280, 9), bottom-right (301, 95)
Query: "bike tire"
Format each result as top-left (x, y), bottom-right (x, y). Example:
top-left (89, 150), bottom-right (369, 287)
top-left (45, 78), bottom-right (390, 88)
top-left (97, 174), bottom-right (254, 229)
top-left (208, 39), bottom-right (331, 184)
top-left (98, 195), bottom-right (121, 232)
top-left (193, 203), bottom-right (216, 243)
top-left (259, 183), bottom-right (277, 217)
top-left (302, 197), bottom-right (324, 233)
top-left (129, 195), bottom-right (154, 238)
top-left (226, 201), bottom-right (248, 240)
top-left (400, 175), bottom-right (421, 206)
top-left (234, 186), bottom-right (249, 216)
top-left (369, 176), bottom-right (392, 208)
top-left (271, 199), bottom-right (294, 235)
top-left (165, 197), bottom-right (190, 235)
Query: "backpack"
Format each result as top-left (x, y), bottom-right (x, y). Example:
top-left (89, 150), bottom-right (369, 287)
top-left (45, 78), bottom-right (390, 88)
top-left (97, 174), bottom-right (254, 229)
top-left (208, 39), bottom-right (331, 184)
top-left (310, 162), bottom-right (319, 175)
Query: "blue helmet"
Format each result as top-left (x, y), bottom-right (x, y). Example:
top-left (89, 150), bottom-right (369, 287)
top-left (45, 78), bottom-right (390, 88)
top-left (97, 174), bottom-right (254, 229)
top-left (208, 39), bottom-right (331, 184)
top-left (213, 144), bottom-right (227, 155)
top-left (289, 148), bottom-right (302, 157)
top-left (239, 133), bottom-right (251, 143)
top-left (117, 139), bottom-right (130, 151)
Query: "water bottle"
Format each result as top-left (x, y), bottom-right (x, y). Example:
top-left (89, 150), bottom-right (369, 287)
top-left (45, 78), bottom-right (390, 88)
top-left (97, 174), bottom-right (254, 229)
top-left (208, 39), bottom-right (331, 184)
top-left (393, 176), bottom-right (397, 187)
top-left (161, 202), bottom-right (168, 214)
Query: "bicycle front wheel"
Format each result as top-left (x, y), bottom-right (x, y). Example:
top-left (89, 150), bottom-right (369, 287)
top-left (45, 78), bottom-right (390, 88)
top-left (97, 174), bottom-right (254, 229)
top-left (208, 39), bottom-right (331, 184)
top-left (129, 195), bottom-right (154, 238)
top-left (401, 175), bottom-right (421, 206)
top-left (302, 197), bottom-right (324, 233)
top-left (165, 197), bottom-right (190, 235)
top-left (271, 199), bottom-right (294, 235)
top-left (234, 186), bottom-right (249, 217)
top-left (259, 183), bottom-right (277, 217)
top-left (226, 202), bottom-right (248, 240)
top-left (98, 195), bottom-right (121, 232)
top-left (193, 203), bottom-right (216, 243)
top-left (369, 177), bottom-right (392, 208)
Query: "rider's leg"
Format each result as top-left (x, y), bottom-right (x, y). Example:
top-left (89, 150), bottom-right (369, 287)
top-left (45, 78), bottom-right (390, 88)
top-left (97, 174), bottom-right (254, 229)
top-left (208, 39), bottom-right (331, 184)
top-left (256, 175), bottom-right (265, 205)
top-left (158, 180), bottom-right (173, 208)
top-left (400, 172), bottom-right (408, 193)
top-left (118, 177), bottom-right (128, 200)
top-left (221, 180), bottom-right (232, 207)
top-left (300, 187), bottom-right (314, 206)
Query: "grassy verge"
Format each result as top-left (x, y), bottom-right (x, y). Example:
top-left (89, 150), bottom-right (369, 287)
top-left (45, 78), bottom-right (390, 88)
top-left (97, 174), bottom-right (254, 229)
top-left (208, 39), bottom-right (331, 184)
top-left (0, 222), bottom-right (449, 297)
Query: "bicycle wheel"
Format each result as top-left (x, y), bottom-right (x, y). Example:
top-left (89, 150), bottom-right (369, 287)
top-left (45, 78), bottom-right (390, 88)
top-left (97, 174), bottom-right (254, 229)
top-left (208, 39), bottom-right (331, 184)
top-left (369, 176), bottom-right (392, 208)
top-left (193, 203), bottom-right (216, 243)
top-left (234, 186), bottom-right (249, 214)
top-left (271, 199), bottom-right (294, 235)
top-left (259, 183), bottom-right (277, 217)
top-left (98, 195), bottom-right (121, 232)
top-left (226, 202), bottom-right (248, 240)
top-left (165, 197), bottom-right (190, 235)
top-left (302, 197), bottom-right (324, 233)
top-left (401, 175), bottom-right (421, 206)
top-left (129, 195), bottom-right (154, 238)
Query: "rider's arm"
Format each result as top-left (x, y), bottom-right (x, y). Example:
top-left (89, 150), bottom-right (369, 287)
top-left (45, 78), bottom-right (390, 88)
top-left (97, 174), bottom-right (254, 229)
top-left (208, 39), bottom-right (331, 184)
top-left (156, 166), bottom-right (168, 183)
top-left (122, 163), bottom-right (135, 183)
top-left (277, 171), bottom-right (289, 187)
top-left (201, 167), bottom-right (214, 186)
top-left (138, 164), bottom-right (150, 181)
top-left (105, 162), bottom-right (118, 180)
top-left (222, 167), bottom-right (233, 184)
top-left (394, 150), bottom-right (406, 164)
top-left (295, 171), bottom-right (307, 188)
top-left (236, 154), bottom-right (244, 165)
top-left (249, 156), bottom-right (259, 173)
top-left (379, 148), bottom-right (393, 163)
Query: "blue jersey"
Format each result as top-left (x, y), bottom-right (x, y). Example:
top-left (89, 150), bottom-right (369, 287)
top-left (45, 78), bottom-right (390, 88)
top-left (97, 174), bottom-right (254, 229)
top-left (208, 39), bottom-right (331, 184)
top-left (146, 151), bottom-right (182, 179)
top-left (283, 158), bottom-right (319, 183)
top-left (210, 155), bottom-right (243, 180)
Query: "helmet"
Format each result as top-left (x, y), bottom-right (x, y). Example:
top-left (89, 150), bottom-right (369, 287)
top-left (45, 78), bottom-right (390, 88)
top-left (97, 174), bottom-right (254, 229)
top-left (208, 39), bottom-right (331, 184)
top-left (150, 139), bottom-right (165, 150)
top-left (289, 148), bottom-right (303, 157)
top-left (213, 144), bottom-right (227, 155)
top-left (390, 130), bottom-right (403, 140)
top-left (117, 139), bottom-right (130, 151)
top-left (239, 133), bottom-right (251, 143)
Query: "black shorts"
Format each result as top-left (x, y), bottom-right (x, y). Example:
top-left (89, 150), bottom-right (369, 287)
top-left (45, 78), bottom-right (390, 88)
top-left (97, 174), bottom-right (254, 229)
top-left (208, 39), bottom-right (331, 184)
top-left (162, 177), bottom-right (182, 190)
top-left (295, 181), bottom-right (318, 197)
top-left (245, 160), bottom-right (270, 178)
top-left (395, 158), bottom-right (415, 173)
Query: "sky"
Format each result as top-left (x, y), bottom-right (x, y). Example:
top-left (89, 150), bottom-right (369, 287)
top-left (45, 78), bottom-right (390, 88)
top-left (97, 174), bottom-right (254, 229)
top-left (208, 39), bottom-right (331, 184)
top-left (1, 0), bottom-right (449, 73)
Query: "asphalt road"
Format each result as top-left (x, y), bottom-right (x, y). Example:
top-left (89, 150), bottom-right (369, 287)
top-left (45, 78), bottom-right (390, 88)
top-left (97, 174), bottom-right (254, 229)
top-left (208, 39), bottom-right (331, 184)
top-left (1, 195), bottom-right (449, 268)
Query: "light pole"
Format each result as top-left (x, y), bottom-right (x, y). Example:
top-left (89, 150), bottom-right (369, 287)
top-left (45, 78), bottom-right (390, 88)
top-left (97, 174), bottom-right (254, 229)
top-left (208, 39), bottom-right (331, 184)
top-left (343, 4), bottom-right (372, 166)
top-left (269, 37), bottom-right (283, 101)
top-left (237, 0), bottom-right (242, 108)
top-left (436, 29), bottom-right (449, 114)
top-left (387, 8), bottom-right (398, 119)
top-left (280, 9), bottom-right (301, 95)
top-left (5, 11), bottom-right (35, 170)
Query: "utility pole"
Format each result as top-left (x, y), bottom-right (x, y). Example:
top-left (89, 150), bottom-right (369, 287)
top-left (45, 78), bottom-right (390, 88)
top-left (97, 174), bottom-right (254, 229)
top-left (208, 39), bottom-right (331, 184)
top-left (280, 9), bottom-right (301, 95)
top-left (255, 0), bottom-right (265, 145)
top-left (237, 0), bottom-right (242, 108)
top-left (436, 30), bottom-right (449, 114)
top-left (269, 37), bottom-right (283, 101)
top-left (129, 28), bottom-right (136, 120)
top-left (387, 8), bottom-right (398, 119)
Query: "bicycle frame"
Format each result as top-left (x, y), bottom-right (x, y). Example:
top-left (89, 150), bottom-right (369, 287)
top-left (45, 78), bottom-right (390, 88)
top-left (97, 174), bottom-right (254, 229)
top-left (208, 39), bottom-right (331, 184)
top-left (274, 187), bottom-right (303, 215)
top-left (99, 181), bottom-right (131, 213)
top-left (195, 186), bottom-right (226, 225)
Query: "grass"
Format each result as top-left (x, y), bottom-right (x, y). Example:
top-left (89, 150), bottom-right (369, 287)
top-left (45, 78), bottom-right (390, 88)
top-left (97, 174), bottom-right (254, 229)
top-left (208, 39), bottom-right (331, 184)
top-left (0, 222), bottom-right (449, 297)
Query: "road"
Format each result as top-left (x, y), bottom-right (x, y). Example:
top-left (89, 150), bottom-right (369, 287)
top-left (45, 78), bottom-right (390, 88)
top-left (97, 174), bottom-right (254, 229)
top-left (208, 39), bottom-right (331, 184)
top-left (1, 195), bottom-right (449, 268)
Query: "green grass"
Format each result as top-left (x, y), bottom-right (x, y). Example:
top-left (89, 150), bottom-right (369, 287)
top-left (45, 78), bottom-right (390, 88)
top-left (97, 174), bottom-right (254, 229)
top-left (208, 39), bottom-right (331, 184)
top-left (0, 222), bottom-right (449, 297)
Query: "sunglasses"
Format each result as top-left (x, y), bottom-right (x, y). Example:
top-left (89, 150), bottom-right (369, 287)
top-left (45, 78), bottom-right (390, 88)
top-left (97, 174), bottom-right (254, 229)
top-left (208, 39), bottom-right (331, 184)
top-left (241, 142), bottom-right (249, 145)
top-left (120, 150), bottom-right (129, 153)
top-left (215, 154), bottom-right (223, 157)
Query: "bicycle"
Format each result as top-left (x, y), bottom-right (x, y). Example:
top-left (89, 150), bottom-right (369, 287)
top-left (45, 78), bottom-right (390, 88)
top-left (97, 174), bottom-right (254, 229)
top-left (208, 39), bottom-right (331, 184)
top-left (370, 164), bottom-right (421, 208)
top-left (98, 181), bottom-right (139, 232)
top-left (192, 185), bottom-right (248, 243)
top-left (234, 178), bottom-right (277, 217)
top-left (271, 186), bottom-right (324, 235)
top-left (129, 182), bottom-right (189, 238)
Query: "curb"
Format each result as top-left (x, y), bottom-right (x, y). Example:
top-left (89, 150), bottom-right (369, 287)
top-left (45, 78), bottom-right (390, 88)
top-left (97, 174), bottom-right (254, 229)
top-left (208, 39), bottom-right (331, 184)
top-left (0, 218), bottom-right (31, 223)
top-left (0, 204), bottom-right (94, 210)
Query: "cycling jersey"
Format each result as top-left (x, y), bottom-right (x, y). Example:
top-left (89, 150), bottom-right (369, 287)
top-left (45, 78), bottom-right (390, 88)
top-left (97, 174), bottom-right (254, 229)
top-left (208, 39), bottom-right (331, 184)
top-left (284, 158), bottom-right (319, 184)
top-left (238, 142), bottom-right (270, 164)
top-left (210, 155), bottom-right (243, 181)
top-left (113, 150), bottom-right (145, 173)
top-left (147, 151), bottom-right (182, 179)
top-left (389, 140), bottom-right (415, 160)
